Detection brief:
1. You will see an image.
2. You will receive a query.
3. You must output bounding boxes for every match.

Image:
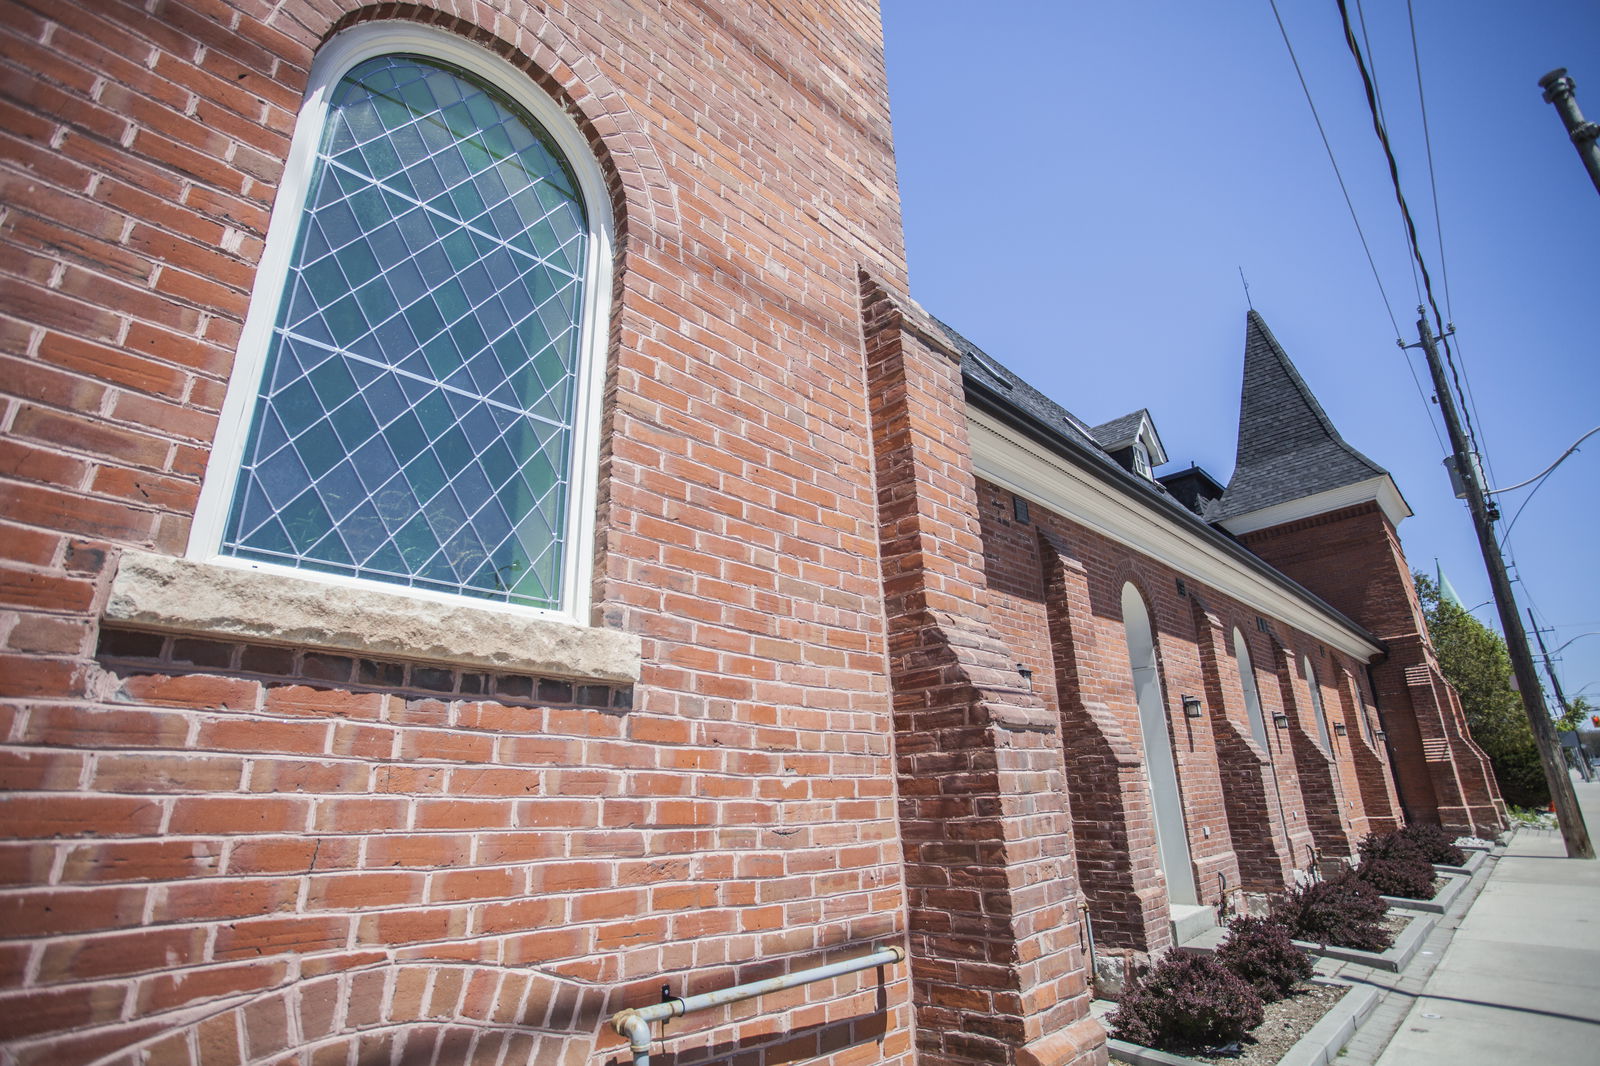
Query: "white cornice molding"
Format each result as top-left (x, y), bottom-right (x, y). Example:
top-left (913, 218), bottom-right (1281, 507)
top-left (966, 409), bottom-right (1384, 660)
top-left (1217, 476), bottom-right (1412, 537)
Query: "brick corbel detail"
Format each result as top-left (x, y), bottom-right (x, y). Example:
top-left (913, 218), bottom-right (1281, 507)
top-left (1438, 681), bottom-right (1508, 830)
top-left (860, 273), bottom-right (1105, 1066)
top-left (1039, 532), bottom-right (1172, 955)
top-left (1396, 649), bottom-right (1501, 835)
top-left (1381, 641), bottom-right (1473, 833)
top-left (1189, 601), bottom-right (1296, 890)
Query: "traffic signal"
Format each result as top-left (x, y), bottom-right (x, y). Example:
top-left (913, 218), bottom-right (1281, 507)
top-left (1591, 714), bottom-right (1599, 727)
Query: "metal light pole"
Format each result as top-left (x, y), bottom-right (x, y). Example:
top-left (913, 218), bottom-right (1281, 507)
top-left (1404, 308), bottom-right (1593, 857)
top-left (1538, 68), bottom-right (1600, 196)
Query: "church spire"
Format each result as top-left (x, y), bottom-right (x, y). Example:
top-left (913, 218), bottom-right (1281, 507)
top-left (1213, 311), bottom-right (1409, 532)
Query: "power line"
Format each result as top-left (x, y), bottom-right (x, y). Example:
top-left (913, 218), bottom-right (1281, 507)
top-left (1333, 0), bottom-right (1485, 458)
top-left (1486, 425), bottom-right (1600, 494)
top-left (1356, 0), bottom-right (1423, 305)
top-left (1404, 0), bottom-right (1453, 319)
top-left (1402, 0), bottom-right (1488, 463)
top-left (1265, 0), bottom-right (1402, 338)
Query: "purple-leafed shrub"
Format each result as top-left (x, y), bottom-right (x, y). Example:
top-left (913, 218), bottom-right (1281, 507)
top-left (1355, 830), bottom-right (1439, 899)
top-left (1398, 822), bottom-right (1469, 867)
top-left (1109, 952), bottom-right (1265, 1053)
top-left (1270, 867), bottom-right (1393, 952)
top-left (1214, 915), bottom-right (1314, 1001)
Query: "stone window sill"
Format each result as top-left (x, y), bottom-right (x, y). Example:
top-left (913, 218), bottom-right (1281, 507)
top-left (105, 550), bottom-right (640, 685)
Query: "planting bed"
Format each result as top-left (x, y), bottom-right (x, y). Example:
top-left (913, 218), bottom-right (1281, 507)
top-left (1380, 871), bottom-right (1469, 914)
top-left (1294, 911), bottom-right (1435, 972)
top-left (1109, 980), bottom-right (1379, 1066)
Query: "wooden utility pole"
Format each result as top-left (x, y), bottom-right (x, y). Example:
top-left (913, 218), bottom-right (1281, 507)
top-left (1404, 308), bottom-right (1593, 858)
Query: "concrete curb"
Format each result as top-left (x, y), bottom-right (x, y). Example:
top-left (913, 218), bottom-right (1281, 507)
top-left (1277, 983), bottom-right (1380, 1066)
top-left (1106, 981), bottom-right (1379, 1066)
top-left (1381, 871), bottom-right (1469, 914)
top-left (1434, 849), bottom-right (1486, 876)
top-left (1294, 913), bottom-right (1437, 973)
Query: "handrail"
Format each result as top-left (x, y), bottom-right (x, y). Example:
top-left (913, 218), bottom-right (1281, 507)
top-left (609, 944), bottom-right (905, 1066)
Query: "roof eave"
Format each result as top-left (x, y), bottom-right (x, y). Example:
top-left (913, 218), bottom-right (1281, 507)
top-left (963, 375), bottom-right (1386, 659)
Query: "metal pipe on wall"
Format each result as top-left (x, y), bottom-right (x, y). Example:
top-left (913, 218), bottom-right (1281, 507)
top-left (609, 944), bottom-right (905, 1066)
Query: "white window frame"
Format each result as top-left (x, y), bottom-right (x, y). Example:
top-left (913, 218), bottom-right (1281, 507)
top-left (188, 22), bottom-right (614, 625)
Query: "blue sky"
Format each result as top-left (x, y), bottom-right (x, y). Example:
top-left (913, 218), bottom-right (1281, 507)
top-left (882, 1), bottom-right (1600, 712)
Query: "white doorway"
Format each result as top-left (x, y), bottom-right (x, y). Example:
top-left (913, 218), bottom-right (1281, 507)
top-left (1122, 583), bottom-right (1197, 906)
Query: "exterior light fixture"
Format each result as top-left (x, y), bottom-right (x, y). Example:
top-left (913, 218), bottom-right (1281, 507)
top-left (1273, 712), bottom-right (1290, 729)
top-left (1374, 729), bottom-right (1387, 742)
top-left (1333, 722), bottom-right (1348, 736)
top-left (1182, 695), bottom-right (1203, 718)
top-left (1016, 663), bottom-right (1034, 691)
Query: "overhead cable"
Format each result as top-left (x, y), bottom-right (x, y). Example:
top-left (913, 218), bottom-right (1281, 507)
top-left (1333, 0), bottom-right (1484, 455)
top-left (1266, 0), bottom-right (1401, 338)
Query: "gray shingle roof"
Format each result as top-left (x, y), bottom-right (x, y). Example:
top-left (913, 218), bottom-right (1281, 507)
top-left (1212, 311), bottom-right (1389, 522)
top-left (1089, 410), bottom-right (1150, 450)
top-left (935, 317), bottom-right (1169, 497)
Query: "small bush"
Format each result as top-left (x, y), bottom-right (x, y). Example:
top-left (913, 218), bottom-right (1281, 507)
top-left (1398, 822), bottom-right (1468, 867)
top-left (1270, 867), bottom-right (1393, 952)
top-left (1109, 952), bottom-right (1264, 1053)
top-left (1354, 831), bottom-right (1438, 899)
top-left (1214, 915), bottom-right (1314, 1002)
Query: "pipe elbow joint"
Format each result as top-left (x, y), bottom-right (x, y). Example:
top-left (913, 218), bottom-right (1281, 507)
top-left (612, 1009), bottom-right (652, 1054)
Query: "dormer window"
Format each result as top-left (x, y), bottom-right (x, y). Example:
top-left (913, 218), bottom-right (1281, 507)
top-left (1090, 408), bottom-right (1167, 482)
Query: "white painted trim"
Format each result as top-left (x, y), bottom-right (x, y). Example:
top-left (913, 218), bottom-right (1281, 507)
top-left (1122, 582), bottom-right (1198, 906)
top-left (188, 22), bottom-right (615, 626)
top-left (966, 408), bottom-right (1383, 660)
top-left (1216, 475), bottom-right (1411, 537)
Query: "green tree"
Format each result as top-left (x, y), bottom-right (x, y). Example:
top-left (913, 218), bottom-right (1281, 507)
top-left (1555, 695), bottom-right (1591, 733)
top-left (1414, 573), bottom-right (1550, 808)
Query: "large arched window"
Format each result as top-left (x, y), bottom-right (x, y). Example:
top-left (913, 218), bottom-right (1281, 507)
top-left (192, 24), bottom-right (612, 620)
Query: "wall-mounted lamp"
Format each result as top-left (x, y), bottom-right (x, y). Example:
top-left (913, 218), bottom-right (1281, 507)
top-left (1273, 712), bottom-right (1290, 729)
top-left (1181, 695), bottom-right (1204, 718)
top-left (1016, 663), bottom-right (1034, 692)
top-left (1374, 729), bottom-right (1387, 742)
top-left (1333, 722), bottom-right (1348, 736)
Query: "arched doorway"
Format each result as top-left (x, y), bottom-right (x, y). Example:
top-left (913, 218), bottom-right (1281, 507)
top-left (1121, 583), bottom-right (1197, 906)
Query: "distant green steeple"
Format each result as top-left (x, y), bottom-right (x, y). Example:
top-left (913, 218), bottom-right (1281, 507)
top-left (1435, 559), bottom-right (1464, 608)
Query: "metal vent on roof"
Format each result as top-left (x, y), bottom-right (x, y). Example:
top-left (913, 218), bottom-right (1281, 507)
top-left (965, 350), bottom-right (1013, 388)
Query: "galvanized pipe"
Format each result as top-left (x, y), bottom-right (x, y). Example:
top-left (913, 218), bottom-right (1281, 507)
top-left (609, 944), bottom-right (905, 1066)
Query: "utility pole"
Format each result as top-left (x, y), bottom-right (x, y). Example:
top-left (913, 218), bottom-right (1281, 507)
top-left (1403, 307), bottom-right (1593, 858)
top-left (1531, 609), bottom-right (1593, 783)
top-left (1538, 68), bottom-right (1600, 196)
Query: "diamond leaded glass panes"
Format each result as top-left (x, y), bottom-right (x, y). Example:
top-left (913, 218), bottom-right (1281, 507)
top-left (223, 54), bottom-right (589, 609)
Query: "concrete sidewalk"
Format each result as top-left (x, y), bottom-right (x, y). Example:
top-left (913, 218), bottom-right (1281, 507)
top-left (1372, 774), bottom-right (1600, 1065)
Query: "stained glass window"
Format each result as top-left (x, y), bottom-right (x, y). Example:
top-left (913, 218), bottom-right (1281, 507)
top-left (222, 54), bottom-right (589, 610)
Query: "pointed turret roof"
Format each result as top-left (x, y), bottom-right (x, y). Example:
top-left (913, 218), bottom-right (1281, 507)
top-left (1213, 311), bottom-right (1409, 531)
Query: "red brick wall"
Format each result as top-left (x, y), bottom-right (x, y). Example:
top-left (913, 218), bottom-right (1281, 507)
top-left (861, 279), bottom-right (1103, 1066)
top-left (1240, 504), bottom-right (1504, 835)
top-left (973, 477), bottom-right (1399, 940)
top-left (0, 2), bottom-right (923, 1063)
